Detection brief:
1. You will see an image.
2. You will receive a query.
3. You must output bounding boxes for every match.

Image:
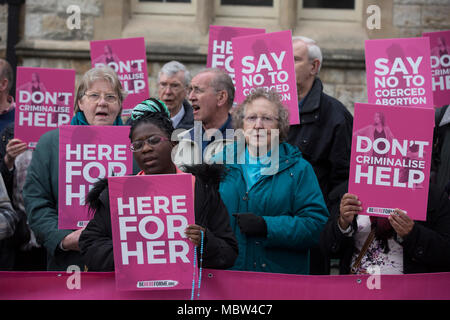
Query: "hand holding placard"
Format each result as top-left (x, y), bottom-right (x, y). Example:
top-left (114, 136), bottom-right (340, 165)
top-left (339, 193), bottom-right (362, 230)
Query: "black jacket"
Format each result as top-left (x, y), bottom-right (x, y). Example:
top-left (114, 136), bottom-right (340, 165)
top-left (79, 164), bottom-right (238, 271)
top-left (320, 184), bottom-right (450, 274)
top-left (0, 122), bottom-right (14, 199)
top-left (287, 78), bottom-right (353, 211)
top-left (175, 100), bottom-right (194, 130)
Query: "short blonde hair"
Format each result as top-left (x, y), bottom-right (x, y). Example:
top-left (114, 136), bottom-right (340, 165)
top-left (232, 88), bottom-right (290, 142)
top-left (74, 65), bottom-right (127, 113)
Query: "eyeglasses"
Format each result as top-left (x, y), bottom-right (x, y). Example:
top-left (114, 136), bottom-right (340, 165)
top-left (159, 82), bottom-right (184, 92)
top-left (244, 115), bottom-right (278, 125)
top-left (84, 92), bottom-right (118, 104)
top-left (129, 135), bottom-right (169, 152)
top-left (188, 86), bottom-right (207, 95)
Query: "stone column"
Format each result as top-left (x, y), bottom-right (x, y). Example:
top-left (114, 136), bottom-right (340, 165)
top-left (196, 0), bottom-right (214, 36)
top-left (279, 0), bottom-right (297, 31)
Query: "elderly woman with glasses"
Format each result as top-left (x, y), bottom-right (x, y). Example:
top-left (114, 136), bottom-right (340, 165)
top-left (211, 88), bottom-right (329, 275)
top-left (78, 98), bottom-right (237, 271)
top-left (23, 66), bottom-right (126, 271)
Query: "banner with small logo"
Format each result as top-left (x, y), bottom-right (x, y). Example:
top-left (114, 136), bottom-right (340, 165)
top-left (232, 30), bottom-right (299, 124)
top-left (108, 174), bottom-right (196, 291)
top-left (423, 30), bottom-right (450, 107)
top-left (1, 270), bottom-right (450, 300)
top-left (90, 37), bottom-right (150, 116)
top-left (58, 125), bottom-right (132, 229)
top-left (15, 67), bottom-right (75, 148)
top-left (348, 103), bottom-right (434, 221)
top-left (365, 37), bottom-right (434, 108)
top-left (207, 25), bottom-right (265, 84)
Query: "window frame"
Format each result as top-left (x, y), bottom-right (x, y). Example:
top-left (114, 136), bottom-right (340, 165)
top-left (214, 0), bottom-right (279, 18)
top-left (298, 0), bottom-right (363, 22)
top-left (132, 0), bottom-right (196, 15)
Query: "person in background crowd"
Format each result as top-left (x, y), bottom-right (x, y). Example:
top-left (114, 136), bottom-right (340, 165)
top-left (287, 36), bottom-right (353, 274)
top-left (173, 68), bottom-right (235, 166)
top-left (18, 72), bottom-right (47, 94)
top-left (320, 184), bottom-right (450, 274)
top-left (0, 59), bottom-right (16, 133)
top-left (157, 61), bottom-right (194, 130)
top-left (0, 122), bottom-right (45, 271)
top-left (0, 174), bottom-right (29, 270)
top-left (0, 59), bottom-right (45, 270)
top-left (432, 104), bottom-right (450, 197)
top-left (213, 88), bottom-right (329, 275)
top-left (79, 99), bottom-right (238, 271)
top-left (23, 66), bottom-right (127, 271)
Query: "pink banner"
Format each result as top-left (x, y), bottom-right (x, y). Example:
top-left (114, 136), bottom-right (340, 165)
top-left (365, 37), bottom-right (434, 108)
top-left (0, 270), bottom-right (449, 300)
top-left (58, 125), bottom-right (133, 229)
top-left (207, 25), bottom-right (265, 84)
top-left (90, 37), bottom-right (150, 116)
top-left (423, 30), bottom-right (450, 107)
top-left (108, 174), bottom-right (196, 291)
top-left (15, 67), bottom-right (75, 148)
top-left (232, 30), bottom-right (300, 125)
top-left (348, 103), bottom-right (434, 221)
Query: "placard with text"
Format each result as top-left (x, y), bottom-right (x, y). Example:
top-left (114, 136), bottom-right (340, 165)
top-left (15, 67), bottom-right (75, 148)
top-left (90, 37), bottom-right (150, 116)
top-left (423, 30), bottom-right (450, 107)
top-left (348, 103), bottom-right (434, 221)
top-left (365, 37), bottom-right (433, 108)
top-left (108, 174), bottom-right (196, 291)
top-left (58, 125), bottom-right (133, 229)
top-left (232, 30), bottom-right (299, 124)
top-left (207, 25), bottom-right (265, 84)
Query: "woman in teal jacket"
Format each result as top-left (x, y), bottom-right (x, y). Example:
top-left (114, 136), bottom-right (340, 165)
top-left (213, 88), bottom-right (329, 275)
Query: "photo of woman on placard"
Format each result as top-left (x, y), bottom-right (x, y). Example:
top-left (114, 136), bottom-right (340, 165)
top-left (93, 44), bottom-right (121, 66)
top-left (18, 72), bottom-right (47, 94)
top-left (355, 111), bottom-right (395, 161)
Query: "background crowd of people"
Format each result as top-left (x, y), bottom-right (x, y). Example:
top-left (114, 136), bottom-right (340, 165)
top-left (0, 35), bottom-right (449, 277)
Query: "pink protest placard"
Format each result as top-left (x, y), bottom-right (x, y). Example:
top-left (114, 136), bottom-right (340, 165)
top-left (108, 174), bottom-right (196, 291)
top-left (423, 30), bottom-right (450, 107)
top-left (365, 37), bottom-right (434, 108)
top-left (58, 125), bottom-right (133, 229)
top-left (90, 37), bottom-right (149, 116)
top-left (348, 103), bottom-right (435, 221)
top-left (15, 67), bottom-right (75, 148)
top-left (232, 30), bottom-right (299, 125)
top-left (207, 25), bottom-right (265, 84)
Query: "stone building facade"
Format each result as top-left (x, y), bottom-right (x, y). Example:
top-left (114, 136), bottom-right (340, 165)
top-left (1, 0), bottom-right (449, 114)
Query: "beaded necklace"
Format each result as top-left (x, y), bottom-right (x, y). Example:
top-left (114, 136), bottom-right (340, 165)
top-left (190, 230), bottom-right (204, 300)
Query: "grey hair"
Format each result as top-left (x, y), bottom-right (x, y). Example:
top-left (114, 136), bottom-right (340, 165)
top-left (0, 59), bottom-right (14, 92)
top-left (196, 68), bottom-right (235, 109)
top-left (292, 36), bottom-right (323, 73)
top-left (74, 65), bottom-right (127, 113)
top-left (232, 88), bottom-right (290, 142)
top-left (158, 61), bottom-right (191, 87)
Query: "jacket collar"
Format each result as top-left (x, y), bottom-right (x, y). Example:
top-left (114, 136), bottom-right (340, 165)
top-left (300, 78), bottom-right (323, 115)
top-left (440, 105), bottom-right (450, 127)
top-left (222, 141), bottom-right (301, 176)
top-left (180, 100), bottom-right (194, 124)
